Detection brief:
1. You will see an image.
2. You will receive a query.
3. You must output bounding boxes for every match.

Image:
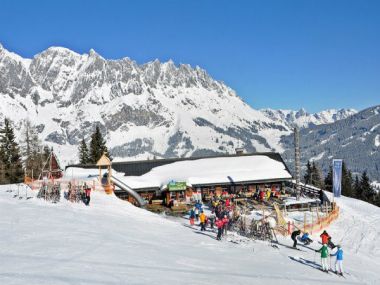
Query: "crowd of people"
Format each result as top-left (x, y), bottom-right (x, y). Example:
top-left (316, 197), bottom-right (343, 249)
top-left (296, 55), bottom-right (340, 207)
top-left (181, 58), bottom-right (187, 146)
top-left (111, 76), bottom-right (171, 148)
top-left (188, 197), bottom-right (240, 241)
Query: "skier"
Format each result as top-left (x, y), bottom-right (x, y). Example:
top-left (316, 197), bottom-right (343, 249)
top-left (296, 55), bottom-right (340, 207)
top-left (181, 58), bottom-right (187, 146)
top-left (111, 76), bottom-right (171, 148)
top-left (259, 190), bottom-right (265, 202)
top-left (189, 207), bottom-right (195, 226)
top-left (320, 230), bottom-right (330, 245)
top-left (330, 245), bottom-right (344, 276)
top-left (327, 236), bottom-right (336, 249)
top-left (84, 187), bottom-right (91, 206)
top-left (199, 211), bottom-right (206, 231)
top-left (195, 207), bottom-right (199, 222)
top-left (300, 232), bottom-right (313, 245)
top-left (316, 244), bottom-right (329, 272)
top-left (209, 211), bottom-right (216, 229)
top-left (216, 218), bottom-right (223, 240)
top-left (291, 229), bottom-right (301, 248)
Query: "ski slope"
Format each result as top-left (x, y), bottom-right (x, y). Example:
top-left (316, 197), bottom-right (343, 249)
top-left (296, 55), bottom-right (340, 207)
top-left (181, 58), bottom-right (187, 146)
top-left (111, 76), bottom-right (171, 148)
top-left (0, 185), bottom-right (379, 285)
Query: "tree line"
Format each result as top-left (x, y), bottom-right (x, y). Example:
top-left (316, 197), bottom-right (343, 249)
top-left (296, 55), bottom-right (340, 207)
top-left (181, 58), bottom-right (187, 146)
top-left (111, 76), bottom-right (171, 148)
top-left (304, 160), bottom-right (380, 207)
top-left (0, 118), bottom-right (109, 184)
top-left (0, 118), bottom-right (53, 184)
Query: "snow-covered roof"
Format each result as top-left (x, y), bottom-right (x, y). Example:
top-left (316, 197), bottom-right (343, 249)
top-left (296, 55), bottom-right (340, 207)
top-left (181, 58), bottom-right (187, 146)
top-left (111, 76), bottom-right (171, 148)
top-left (63, 167), bottom-right (99, 181)
top-left (119, 155), bottom-right (292, 190)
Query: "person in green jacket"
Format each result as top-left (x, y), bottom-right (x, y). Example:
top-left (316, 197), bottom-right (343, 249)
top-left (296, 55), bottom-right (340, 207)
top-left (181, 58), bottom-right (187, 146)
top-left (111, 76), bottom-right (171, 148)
top-left (316, 244), bottom-right (329, 272)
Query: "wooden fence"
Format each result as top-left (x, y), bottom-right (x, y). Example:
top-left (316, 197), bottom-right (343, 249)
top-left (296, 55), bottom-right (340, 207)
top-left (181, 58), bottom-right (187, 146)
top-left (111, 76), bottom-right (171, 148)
top-left (285, 203), bottom-right (340, 235)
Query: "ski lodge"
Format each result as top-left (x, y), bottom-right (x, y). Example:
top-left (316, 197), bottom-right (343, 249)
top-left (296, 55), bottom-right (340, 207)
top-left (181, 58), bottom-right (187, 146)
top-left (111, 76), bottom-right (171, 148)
top-left (68, 152), bottom-right (293, 209)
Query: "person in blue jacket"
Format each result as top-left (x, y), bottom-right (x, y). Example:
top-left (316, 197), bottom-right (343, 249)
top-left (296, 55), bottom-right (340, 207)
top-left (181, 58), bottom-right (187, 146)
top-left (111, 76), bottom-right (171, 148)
top-left (300, 232), bottom-right (313, 245)
top-left (330, 245), bottom-right (344, 276)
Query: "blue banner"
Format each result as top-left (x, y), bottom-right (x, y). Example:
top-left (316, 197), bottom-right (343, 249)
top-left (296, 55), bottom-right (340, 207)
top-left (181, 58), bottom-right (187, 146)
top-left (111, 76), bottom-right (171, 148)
top-left (333, 159), bottom-right (343, 197)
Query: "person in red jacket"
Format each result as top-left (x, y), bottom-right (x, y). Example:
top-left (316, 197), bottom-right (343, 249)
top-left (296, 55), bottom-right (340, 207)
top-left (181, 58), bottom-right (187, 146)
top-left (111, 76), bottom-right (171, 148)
top-left (259, 190), bottom-right (265, 201)
top-left (320, 230), bottom-right (330, 245)
top-left (222, 215), bottom-right (229, 236)
top-left (84, 187), bottom-right (91, 206)
top-left (216, 218), bottom-right (224, 240)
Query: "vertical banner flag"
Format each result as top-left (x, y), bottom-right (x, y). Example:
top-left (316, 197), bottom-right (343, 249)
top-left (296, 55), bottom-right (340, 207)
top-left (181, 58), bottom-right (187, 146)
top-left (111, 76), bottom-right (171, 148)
top-left (333, 159), bottom-right (343, 198)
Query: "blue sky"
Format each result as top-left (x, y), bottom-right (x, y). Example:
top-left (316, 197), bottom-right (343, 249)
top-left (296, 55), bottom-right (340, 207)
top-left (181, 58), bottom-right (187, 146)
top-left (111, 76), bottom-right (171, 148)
top-left (1, 0), bottom-right (379, 112)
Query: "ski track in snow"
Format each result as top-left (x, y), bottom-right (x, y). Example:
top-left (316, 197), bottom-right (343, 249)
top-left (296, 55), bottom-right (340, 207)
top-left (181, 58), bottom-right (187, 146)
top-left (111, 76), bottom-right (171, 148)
top-left (0, 185), bottom-right (379, 285)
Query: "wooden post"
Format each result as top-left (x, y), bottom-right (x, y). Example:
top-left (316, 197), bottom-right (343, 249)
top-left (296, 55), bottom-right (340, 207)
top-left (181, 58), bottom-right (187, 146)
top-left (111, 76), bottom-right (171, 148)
top-left (304, 212), bottom-right (306, 233)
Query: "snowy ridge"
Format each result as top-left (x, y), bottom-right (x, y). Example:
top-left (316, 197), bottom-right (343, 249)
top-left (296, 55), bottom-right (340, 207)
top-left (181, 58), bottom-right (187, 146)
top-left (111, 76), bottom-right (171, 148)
top-left (0, 184), bottom-right (379, 284)
top-left (260, 108), bottom-right (357, 128)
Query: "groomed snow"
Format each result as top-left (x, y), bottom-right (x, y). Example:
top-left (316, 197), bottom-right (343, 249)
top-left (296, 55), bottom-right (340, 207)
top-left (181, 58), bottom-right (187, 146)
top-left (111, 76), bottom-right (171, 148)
top-left (120, 155), bottom-right (292, 190)
top-left (1, 184), bottom-right (379, 284)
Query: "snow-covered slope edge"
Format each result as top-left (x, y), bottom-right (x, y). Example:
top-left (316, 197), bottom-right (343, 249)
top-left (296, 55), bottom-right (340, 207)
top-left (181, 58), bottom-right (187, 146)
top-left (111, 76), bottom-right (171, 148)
top-left (1, 184), bottom-right (379, 284)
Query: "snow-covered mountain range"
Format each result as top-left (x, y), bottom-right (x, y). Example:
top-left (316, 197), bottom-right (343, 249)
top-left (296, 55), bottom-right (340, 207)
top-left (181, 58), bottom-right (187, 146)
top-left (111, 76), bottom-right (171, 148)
top-left (0, 43), bottom-right (358, 166)
top-left (281, 105), bottom-right (380, 181)
top-left (261, 108), bottom-right (357, 129)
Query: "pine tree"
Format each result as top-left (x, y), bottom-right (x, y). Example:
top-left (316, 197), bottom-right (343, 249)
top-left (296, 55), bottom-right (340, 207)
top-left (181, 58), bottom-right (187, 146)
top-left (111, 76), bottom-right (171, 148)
top-left (341, 162), bottom-right (353, 197)
top-left (0, 140), bottom-right (5, 183)
top-left (374, 192), bottom-right (380, 207)
top-left (21, 119), bottom-right (44, 179)
top-left (324, 166), bottom-right (333, 192)
top-left (304, 160), bottom-right (312, 185)
top-left (360, 171), bottom-right (375, 202)
top-left (0, 118), bottom-right (23, 183)
top-left (311, 161), bottom-right (324, 188)
top-left (354, 175), bottom-right (361, 199)
top-left (78, 139), bottom-right (89, 164)
top-left (89, 126), bottom-right (108, 164)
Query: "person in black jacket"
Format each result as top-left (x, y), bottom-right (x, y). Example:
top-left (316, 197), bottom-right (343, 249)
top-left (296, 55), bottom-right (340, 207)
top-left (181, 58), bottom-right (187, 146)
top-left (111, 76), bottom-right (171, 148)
top-left (291, 230), bottom-right (301, 248)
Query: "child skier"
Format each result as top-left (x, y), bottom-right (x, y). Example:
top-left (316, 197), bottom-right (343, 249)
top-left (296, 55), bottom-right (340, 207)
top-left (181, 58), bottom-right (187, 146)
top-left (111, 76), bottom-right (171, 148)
top-left (331, 245), bottom-right (344, 276)
top-left (300, 232), bottom-right (313, 245)
top-left (316, 244), bottom-right (329, 272)
top-left (199, 211), bottom-right (206, 231)
top-left (216, 218), bottom-right (223, 240)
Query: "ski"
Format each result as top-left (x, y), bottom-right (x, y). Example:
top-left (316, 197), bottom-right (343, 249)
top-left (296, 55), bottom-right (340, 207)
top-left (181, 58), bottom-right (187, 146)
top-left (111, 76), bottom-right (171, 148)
top-left (329, 270), bottom-right (345, 278)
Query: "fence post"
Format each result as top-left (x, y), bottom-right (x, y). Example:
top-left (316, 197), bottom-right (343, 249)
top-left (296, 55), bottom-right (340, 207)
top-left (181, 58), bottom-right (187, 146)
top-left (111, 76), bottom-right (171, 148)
top-left (304, 212), bottom-right (306, 233)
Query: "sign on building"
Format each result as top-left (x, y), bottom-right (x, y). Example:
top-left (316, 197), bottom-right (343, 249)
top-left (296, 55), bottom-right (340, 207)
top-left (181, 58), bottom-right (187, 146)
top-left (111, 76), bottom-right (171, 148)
top-left (168, 181), bottom-right (187, 191)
